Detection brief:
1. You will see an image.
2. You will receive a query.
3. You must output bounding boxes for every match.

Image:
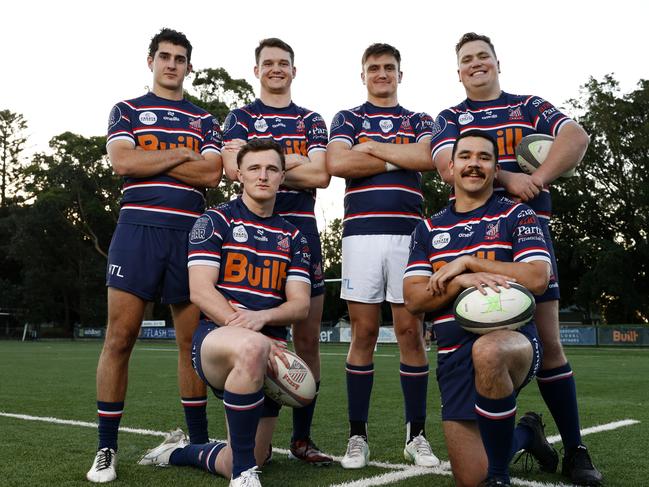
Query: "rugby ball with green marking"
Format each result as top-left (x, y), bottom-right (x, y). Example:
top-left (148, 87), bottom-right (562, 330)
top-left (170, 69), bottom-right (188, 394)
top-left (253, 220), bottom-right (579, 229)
top-left (453, 283), bottom-right (535, 335)
top-left (515, 134), bottom-right (575, 179)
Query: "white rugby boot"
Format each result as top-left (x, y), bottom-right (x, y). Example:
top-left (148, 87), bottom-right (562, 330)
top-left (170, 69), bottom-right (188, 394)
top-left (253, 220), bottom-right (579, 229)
top-left (340, 435), bottom-right (370, 469)
top-left (229, 466), bottom-right (262, 486)
top-left (138, 428), bottom-right (188, 466)
top-left (86, 447), bottom-right (117, 483)
top-left (404, 433), bottom-right (440, 467)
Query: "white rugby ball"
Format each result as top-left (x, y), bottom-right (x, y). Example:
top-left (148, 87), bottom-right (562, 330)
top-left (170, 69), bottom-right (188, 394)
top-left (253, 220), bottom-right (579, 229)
top-left (453, 282), bottom-right (535, 335)
top-left (515, 134), bottom-right (575, 179)
top-left (263, 349), bottom-right (316, 408)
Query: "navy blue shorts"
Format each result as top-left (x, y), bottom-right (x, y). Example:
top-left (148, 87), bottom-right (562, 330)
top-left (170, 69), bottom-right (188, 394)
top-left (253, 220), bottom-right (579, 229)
top-left (191, 319), bottom-right (283, 417)
top-left (436, 326), bottom-right (543, 421)
top-left (106, 223), bottom-right (190, 304)
top-left (303, 233), bottom-right (325, 298)
top-left (536, 220), bottom-right (560, 303)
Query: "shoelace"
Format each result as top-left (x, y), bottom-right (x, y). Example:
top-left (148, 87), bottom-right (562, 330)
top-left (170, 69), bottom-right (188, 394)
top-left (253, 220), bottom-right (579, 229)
top-left (410, 434), bottom-right (432, 455)
top-left (238, 467), bottom-right (262, 486)
top-left (512, 450), bottom-right (535, 473)
top-left (346, 436), bottom-right (366, 456)
top-left (95, 449), bottom-right (113, 471)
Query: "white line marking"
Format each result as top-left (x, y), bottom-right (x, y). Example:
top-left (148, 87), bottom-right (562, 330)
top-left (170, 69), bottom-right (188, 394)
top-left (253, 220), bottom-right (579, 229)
top-left (0, 412), bottom-right (638, 487)
top-left (546, 418), bottom-right (639, 444)
top-left (320, 352), bottom-right (396, 358)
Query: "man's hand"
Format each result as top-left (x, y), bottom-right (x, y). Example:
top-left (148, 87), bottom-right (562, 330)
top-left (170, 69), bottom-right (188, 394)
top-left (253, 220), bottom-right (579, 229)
top-left (266, 338), bottom-right (289, 378)
top-left (223, 139), bottom-right (246, 153)
top-left (285, 153), bottom-right (309, 170)
top-left (351, 141), bottom-right (377, 154)
top-left (426, 255), bottom-right (472, 295)
top-left (224, 308), bottom-right (268, 331)
top-left (454, 272), bottom-right (514, 295)
top-left (498, 171), bottom-right (543, 202)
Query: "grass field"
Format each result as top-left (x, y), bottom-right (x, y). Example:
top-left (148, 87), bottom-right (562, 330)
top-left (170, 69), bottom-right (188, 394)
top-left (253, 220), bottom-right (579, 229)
top-left (0, 340), bottom-right (646, 486)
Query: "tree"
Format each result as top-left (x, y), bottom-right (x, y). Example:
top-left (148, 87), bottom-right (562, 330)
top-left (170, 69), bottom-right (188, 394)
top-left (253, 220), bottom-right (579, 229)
top-left (552, 75), bottom-right (649, 323)
top-left (185, 68), bottom-right (255, 206)
top-left (0, 110), bottom-right (27, 206)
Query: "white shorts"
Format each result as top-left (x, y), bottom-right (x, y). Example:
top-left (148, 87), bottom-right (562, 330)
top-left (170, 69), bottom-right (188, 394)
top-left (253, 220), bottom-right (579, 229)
top-left (341, 234), bottom-right (411, 304)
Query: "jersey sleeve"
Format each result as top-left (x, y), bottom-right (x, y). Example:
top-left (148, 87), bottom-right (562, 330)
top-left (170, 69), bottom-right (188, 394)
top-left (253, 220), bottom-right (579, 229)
top-left (430, 109), bottom-right (458, 159)
top-left (509, 205), bottom-right (552, 265)
top-left (286, 230), bottom-right (311, 285)
top-left (305, 112), bottom-right (328, 155)
top-left (106, 102), bottom-right (135, 147)
top-left (201, 116), bottom-right (223, 155)
top-left (222, 109), bottom-right (249, 142)
top-left (328, 110), bottom-right (357, 147)
top-left (187, 207), bottom-right (230, 268)
top-left (404, 222), bottom-right (433, 278)
top-left (525, 96), bottom-right (572, 137)
top-left (414, 112), bottom-right (435, 142)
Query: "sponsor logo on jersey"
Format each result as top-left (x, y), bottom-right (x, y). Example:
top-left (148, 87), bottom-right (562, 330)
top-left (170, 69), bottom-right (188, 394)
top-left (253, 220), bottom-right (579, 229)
top-left (485, 221), bottom-right (500, 240)
top-left (313, 262), bottom-right (323, 280)
top-left (190, 215), bottom-right (213, 244)
top-left (277, 236), bottom-right (290, 251)
top-left (458, 112), bottom-right (474, 125)
top-left (431, 115), bottom-right (447, 138)
top-left (233, 225), bottom-right (248, 242)
top-left (223, 252), bottom-right (288, 290)
top-left (516, 225), bottom-right (544, 238)
top-left (139, 111), bottom-right (157, 125)
top-left (517, 208), bottom-right (535, 218)
top-left (481, 110), bottom-right (497, 120)
top-left (108, 105), bottom-right (121, 130)
top-left (254, 118), bottom-right (268, 132)
top-left (296, 118), bottom-right (306, 134)
top-left (508, 106), bottom-right (524, 121)
top-left (272, 117), bottom-right (286, 128)
top-left (379, 119), bottom-right (394, 133)
top-left (458, 224), bottom-right (474, 238)
top-left (163, 111), bottom-right (180, 122)
top-left (254, 228), bottom-right (268, 242)
top-left (189, 117), bottom-right (202, 131)
top-left (401, 116), bottom-right (411, 130)
top-left (362, 117), bottom-right (371, 130)
top-left (223, 113), bottom-right (236, 133)
top-left (331, 113), bottom-right (345, 131)
top-left (432, 232), bottom-right (451, 249)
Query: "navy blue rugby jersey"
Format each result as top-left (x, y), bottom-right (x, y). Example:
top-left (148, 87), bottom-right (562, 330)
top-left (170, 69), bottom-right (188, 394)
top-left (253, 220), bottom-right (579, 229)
top-left (187, 197), bottom-right (311, 341)
top-left (107, 92), bottom-right (222, 231)
top-left (430, 92), bottom-right (572, 221)
top-left (405, 194), bottom-right (551, 361)
top-left (222, 99), bottom-right (328, 236)
top-left (329, 102), bottom-right (434, 237)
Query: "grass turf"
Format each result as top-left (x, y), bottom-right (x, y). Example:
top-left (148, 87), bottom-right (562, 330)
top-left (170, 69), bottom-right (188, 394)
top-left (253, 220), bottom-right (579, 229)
top-left (0, 341), bottom-right (646, 486)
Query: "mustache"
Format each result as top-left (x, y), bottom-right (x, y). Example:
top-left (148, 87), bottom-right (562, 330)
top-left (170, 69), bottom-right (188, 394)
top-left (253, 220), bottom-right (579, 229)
top-left (461, 168), bottom-right (486, 178)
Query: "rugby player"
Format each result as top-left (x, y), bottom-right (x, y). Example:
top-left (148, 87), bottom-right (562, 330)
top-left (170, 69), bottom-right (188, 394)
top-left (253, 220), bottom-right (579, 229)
top-left (326, 43), bottom-right (439, 468)
top-left (430, 32), bottom-right (600, 486)
top-left (139, 139), bottom-right (312, 487)
top-left (87, 28), bottom-right (222, 483)
top-left (221, 38), bottom-right (332, 466)
top-left (404, 131), bottom-right (559, 487)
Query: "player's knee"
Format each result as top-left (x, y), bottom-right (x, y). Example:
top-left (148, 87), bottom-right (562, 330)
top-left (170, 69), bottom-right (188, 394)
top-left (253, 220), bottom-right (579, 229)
top-left (103, 327), bottom-right (138, 358)
top-left (472, 339), bottom-right (504, 373)
top-left (351, 325), bottom-right (379, 350)
top-left (235, 335), bottom-right (270, 379)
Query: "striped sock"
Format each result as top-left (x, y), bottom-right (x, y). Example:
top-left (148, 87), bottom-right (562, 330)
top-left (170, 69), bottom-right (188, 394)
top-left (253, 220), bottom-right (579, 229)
top-left (537, 362), bottom-right (582, 450)
top-left (170, 441), bottom-right (226, 475)
top-left (181, 396), bottom-right (209, 444)
top-left (223, 389), bottom-right (264, 479)
top-left (475, 393), bottom-right (517, 483)
top-left (97, 401), bottom-right (124, 451)
top-left (399, 363), bottom-right (429, 441)
top-left (346, 363), bottom-right (374, 438)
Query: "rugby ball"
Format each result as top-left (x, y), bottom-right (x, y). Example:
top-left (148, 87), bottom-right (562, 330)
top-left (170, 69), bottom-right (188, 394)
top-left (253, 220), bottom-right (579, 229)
top-left (453, 282), bottom-right (535, 335)
top-left (515, 134), bottom-right (575, 179)
top-left (263, 349), bottom-right (316, 408)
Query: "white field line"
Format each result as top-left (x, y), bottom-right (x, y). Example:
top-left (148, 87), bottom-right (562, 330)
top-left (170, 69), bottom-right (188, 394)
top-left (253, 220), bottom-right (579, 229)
top-left (0, 412), bottom-right (639, 487)
top-left (134, 349), bottom-right (397, 358)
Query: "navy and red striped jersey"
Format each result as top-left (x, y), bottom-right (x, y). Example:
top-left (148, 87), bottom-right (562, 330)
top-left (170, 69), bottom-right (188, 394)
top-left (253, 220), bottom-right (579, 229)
top-left (188, 197), bottom-right (311, 340)
top-left (107, 92), bottom-right (222, 231)
top-left (222, 99), bottom-right (328, 236)
top-left (430, 92), bottom-right (572, 221)
top-left (405, 193), bottom-right (550, 358)
top-left (329, 102), bottom-right (434, 237)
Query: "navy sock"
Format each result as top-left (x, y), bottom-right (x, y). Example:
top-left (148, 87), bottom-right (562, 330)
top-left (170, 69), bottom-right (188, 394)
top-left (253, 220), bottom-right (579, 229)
top-left (536, 362), bottom-right (582, 450)
top-left (170, 442), bottom-right (226, 474)
top-left (181, 396), bottom-right (209, 444)
top-left (223, 389), bottom-right (264, 479)
top-left (475, 393), bottom-right (517, 483)
top-left (292, 381), bottom-right (320, 441)
top-left (399, 363), bottom-right (429, 441)
top-left (97, 401), bottom-right (124, 451)
top-left (510, 422), bottom-right (533, 460)
top-left (346, 362), bottom-right (373, 438)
